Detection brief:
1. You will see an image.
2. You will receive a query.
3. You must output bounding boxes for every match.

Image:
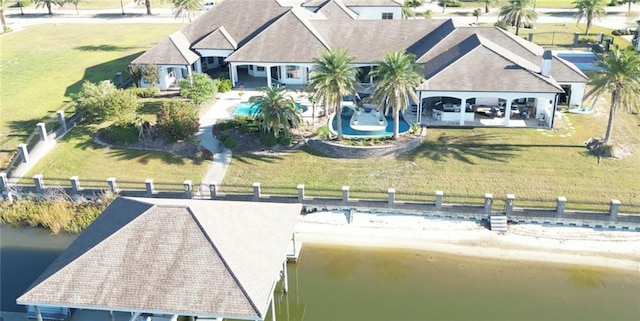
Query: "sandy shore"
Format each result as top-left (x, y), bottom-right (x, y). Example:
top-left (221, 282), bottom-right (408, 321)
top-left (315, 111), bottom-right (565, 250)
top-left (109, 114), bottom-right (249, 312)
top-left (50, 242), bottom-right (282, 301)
top-left (294, 211), bottom-right (640, 272)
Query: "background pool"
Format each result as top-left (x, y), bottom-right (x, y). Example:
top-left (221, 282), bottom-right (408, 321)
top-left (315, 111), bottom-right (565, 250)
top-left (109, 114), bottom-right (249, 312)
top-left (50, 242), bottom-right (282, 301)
top-left (556, 51), bottom-right (602, 72)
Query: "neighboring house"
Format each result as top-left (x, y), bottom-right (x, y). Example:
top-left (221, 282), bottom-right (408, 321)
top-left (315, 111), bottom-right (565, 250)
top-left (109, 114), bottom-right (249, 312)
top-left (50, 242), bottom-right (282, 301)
top-left (17, 197), bottom-right (302, 321)
top-left (131, 0), bottom-right (588, 128)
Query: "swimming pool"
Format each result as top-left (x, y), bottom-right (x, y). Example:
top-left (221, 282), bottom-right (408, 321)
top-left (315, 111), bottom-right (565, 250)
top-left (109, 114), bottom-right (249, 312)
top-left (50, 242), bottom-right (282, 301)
top-left (233, 101), bottom-right (306, 116)
top-left (331, 107), bottom-right (411, 138)
top-left (556, 51), bottom-right (602, 72)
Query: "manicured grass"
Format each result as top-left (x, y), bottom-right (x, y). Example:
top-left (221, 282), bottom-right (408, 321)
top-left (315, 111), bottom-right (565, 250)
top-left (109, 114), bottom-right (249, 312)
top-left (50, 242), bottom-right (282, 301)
top-left (457, 0), bottom-right (577, 10)
top-left (222, 103), bottom-right (640, 213)
top-left (19, 125), bottom-right (210, 189)
top-left (0, 23), bottom-right (183, 170)
top-left (523, 23), bottom-right (633, 49)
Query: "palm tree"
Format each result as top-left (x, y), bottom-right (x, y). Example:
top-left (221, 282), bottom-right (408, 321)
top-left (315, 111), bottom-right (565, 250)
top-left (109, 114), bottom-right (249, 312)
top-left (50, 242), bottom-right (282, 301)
top-left (473, 8), bottom-right (482, 23)
top-left (573, 0), bottom-right (606, 36)
top-left (307, 49), bottom-right (359, 141)
top-left (499, 0), bottom-right (537, 36)
top-left (34, 0), bottom-right (64, 15)
top-left (250, 87), bottom-right (302, 139)
top-left (369, 51), bottom-right (423, 140)
top-left (477, 0), bottom-right (497, 13)
top-left (0, 0), bottom-right (8, 32)
top-left (172, 0), bottom-right (201, 22)
top-left (586, 48), bottom-right (640, 145)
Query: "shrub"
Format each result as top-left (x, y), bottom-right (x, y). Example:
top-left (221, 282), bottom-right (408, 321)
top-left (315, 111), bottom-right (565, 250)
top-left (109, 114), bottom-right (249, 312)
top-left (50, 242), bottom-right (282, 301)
top-left (179, 73), bottom-right (218, 105)
top-left (216, 119), bottom-right (242, 131)
top-left (612, 28), bottom-right (634, 36)
top-left (579, 36), bottom-right (597, 43)
top-left (494, 21), bottom-right (510, 31)
top-left (260, 131), bottom-right (278, 146)
top-left (156, 100), bottom-right (200, 142)
top-left (218, 78), bottom-right (232, 92)
top-left (438, 0), bottom-right (462, 7)
top-left (220, 134), bottom-right (238, 148)
top-left (131, 87), bottom-right (160, 98)
top-left (277, 134), bottom-right (293, 146)
top-left (104, 124), bottom-right (139, 144)
top-left (317, 125), bottom-right (331, 140)
top-left (73, 80), bottom-right (140, 125)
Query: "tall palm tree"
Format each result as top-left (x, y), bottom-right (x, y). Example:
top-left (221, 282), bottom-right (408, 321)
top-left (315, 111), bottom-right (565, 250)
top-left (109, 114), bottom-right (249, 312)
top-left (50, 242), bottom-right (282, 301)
top-left (573, 0), bottom-right (606, 36)
top-left (477, 0), bottom-right (497, 13)
top-left (369, 51), bottom-right (423, 140)
top-left (307, 49), bottom-right (359, 141)
top-left (586, 48), bottom-right (640, 145)
top-left (499, 0), bottom-right (537, 36)
top-left (0, 0), bottom-right (8, 32)
top-left (172, 0), bottom-right (201, 22)
top-left (250, 87), bottom-right (302, 139)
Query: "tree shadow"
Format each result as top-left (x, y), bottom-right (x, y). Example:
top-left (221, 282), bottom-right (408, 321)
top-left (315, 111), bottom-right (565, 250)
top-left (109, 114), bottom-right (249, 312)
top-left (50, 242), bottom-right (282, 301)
top-left (232, 152), bottom-right (285, 164)
top-left (94, 13), bottom-right (150, 19)
top-left (64, 52), bottom-right (145, 97)
top-left (105, 148), bottom-right (187, 165)
top-left (545, 11), bottom-right (577, 18)
top-left (406, 133), bottom-right (521, 164)
top-left (74, 45), bottom-right (137, 52)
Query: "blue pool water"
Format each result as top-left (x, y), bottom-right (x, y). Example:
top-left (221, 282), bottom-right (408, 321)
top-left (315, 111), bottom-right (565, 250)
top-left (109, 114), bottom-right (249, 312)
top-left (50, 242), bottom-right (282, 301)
top-left (331, 107), bottom-right (411, 138)
top-left (233, 101), bottom-right (305, 116)
top-left (556, 51), bottom-right (602, 72)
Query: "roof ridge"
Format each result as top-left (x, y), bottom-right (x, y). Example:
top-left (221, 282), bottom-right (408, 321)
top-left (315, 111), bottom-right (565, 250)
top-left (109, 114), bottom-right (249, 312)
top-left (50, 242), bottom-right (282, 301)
top-left (291, 8), bottom-right (332, 50)
top-left (424, 34), bottom-right (481, 80)
top-left (169, 31), bottom-right (199, 64)
top-left (187, 207), bottom-right (263, 318)
top-left (217, 26), bottom-right (238, 49)
top-left (414, 19), bottom-right (457, 62)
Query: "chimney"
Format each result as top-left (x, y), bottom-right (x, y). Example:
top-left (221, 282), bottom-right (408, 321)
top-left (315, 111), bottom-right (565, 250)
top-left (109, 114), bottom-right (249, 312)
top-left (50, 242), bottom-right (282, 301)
top-left (540, 50), bottom-right (552, 77)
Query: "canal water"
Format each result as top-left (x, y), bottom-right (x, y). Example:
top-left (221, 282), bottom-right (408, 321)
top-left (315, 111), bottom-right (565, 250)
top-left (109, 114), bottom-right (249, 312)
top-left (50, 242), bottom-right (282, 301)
top-left (2, 225), bottom-right (639, 321)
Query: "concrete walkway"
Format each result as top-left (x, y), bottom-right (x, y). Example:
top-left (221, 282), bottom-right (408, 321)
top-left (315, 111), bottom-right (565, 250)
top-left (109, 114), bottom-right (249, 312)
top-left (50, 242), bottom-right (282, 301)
top-left (195, 91), bottom-right (239, 189)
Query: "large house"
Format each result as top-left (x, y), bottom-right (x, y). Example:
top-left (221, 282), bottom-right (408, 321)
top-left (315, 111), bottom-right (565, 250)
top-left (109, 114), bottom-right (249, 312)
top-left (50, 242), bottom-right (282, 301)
top-left (132, 0), bottom-right (588, 128)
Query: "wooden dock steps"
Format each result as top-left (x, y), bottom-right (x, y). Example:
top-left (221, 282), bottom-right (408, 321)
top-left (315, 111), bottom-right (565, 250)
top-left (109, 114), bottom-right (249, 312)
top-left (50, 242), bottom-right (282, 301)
top-left (490, 215), bottom-right (508, 232)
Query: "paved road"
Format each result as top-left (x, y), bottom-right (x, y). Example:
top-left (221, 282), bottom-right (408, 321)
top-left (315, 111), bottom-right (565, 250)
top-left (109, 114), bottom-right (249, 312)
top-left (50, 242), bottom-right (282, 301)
top-left (4, 2), bottom-right (640, 31)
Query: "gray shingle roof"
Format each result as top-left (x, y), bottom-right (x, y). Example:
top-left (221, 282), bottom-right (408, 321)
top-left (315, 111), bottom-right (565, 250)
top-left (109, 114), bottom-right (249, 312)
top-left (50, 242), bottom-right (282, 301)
top-left (132, 32), bottom-right (200, 65)
top-left (192, 26), bottom-right (238, 50)
top-left (304, 0), bottom-right (401, 6)
top-left (17, 197), bottom-right (301, 320)
top-left (314, 0), bottom-right (358, 20)
top-left (419, 34), bottom-right (564, 93)
top-left (227, 9), bottom-right (330, 63)
top-left (312, 19), bottom-right (450, 63)
top-left (181, 0), bottom-right (289, 48)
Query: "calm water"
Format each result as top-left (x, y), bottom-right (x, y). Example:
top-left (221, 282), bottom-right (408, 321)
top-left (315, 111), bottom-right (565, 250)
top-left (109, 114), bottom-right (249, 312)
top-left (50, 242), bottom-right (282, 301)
top-left (2, 226), bottom-right (639, 321)
top-left (331, 108), bottom-right (411, 138)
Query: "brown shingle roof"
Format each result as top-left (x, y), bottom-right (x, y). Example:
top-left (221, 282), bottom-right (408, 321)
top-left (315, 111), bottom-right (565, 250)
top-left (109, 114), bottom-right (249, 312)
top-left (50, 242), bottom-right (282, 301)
top-left (17, 198), bottom-right (301, 320)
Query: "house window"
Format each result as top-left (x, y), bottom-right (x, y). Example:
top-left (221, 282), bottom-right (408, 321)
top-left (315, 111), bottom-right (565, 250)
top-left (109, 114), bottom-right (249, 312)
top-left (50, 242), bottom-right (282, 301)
top-left (168, 70), bottom-right (175, 79)
top-left (257, 66), bottom-right (265, 72)
top-left (207, 57), bottom-right (215, 64)
top-left (382, 12), bottom-right (393, 20)
top-left (286, 65), bottom-right (300, 79)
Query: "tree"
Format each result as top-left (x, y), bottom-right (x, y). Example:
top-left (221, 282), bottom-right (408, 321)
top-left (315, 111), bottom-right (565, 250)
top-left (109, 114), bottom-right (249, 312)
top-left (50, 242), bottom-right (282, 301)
top-left (585, 48), bottom-right (640, 145)
top-left (1, 0), bottom-right (8, 32)
top-left (402, 0), bottom-right (420, 19)
top-left (573, 0), bottom-right (606, 35)
top-left (308, 48), bottom-right (359, 141)
top-left (171, 0), bottom-right (201, 22)
top-left (477, 0), bottom-right (497, 13)
top-left (73, 81), bottom-right (140, 124)
top-left (473, 8), bottom-right (482, 23)
top-left (423, 9), bottom-right (433, 19)
top-left (369, 51), bottom-right (422, 140)
top-left (623, 0), bottom-right (639, 12)
top-left (499, 0), bottom-right (537, 36)
top-left (249, 86), bottom-right (302, 139)
top-left (179, 73), bottom-right (218, 105)
top-left (34, 0), bottom-right (64, 14)
top-left (156, 100), bottom-right (200, 142)
top-left (66, 0), bottom-right (85, 14)
top-left (136, 0), bottom-right (154, 15)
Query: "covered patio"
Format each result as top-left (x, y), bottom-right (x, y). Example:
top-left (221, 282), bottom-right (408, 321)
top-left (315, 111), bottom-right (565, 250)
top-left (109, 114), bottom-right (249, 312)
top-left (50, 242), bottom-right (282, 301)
top-left (17, 197), bottom-right (302, 321)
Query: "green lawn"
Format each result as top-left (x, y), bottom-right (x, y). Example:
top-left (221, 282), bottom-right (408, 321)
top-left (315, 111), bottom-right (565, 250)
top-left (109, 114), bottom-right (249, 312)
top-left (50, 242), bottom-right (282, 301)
top-left (10, 0), bottom-right (173, 11)
top-left (0, 23), bottom-right (183, 170)
top-left (522, 23), bottom-right (633, 49)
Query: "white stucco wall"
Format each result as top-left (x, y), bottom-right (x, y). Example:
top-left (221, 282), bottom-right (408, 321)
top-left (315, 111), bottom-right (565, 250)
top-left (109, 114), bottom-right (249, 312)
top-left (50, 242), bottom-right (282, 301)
top-left (350, 6), bottom-right (401, 20)
top-left (560, 82), bottom-right (586, 107)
